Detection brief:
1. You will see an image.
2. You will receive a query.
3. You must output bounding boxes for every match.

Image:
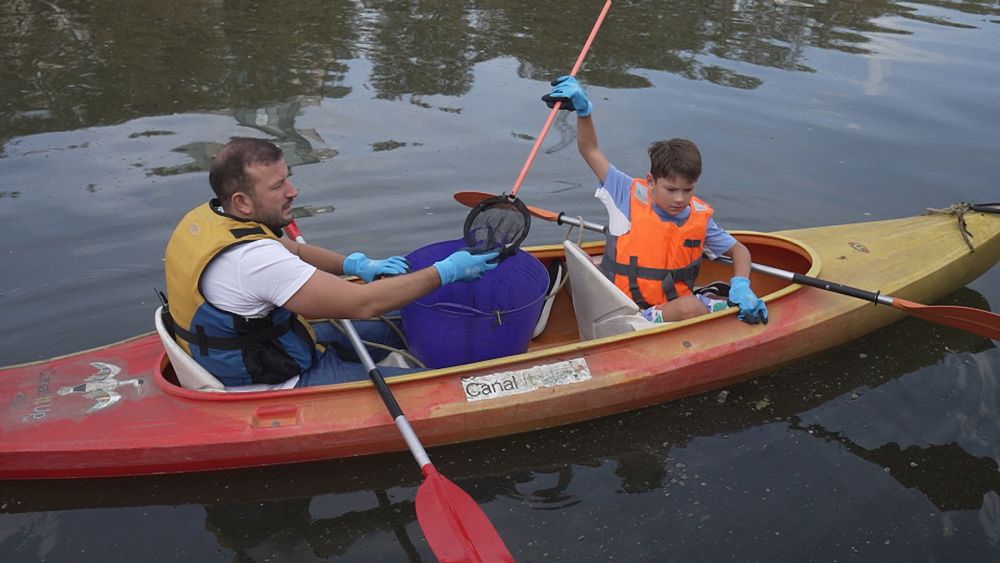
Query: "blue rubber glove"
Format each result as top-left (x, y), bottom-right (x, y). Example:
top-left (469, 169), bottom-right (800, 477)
top-left (728, 276), bottom-right (768, 325)
top-left (343, 252), bottom-right (411, 283)
top-left (433, 250), bottom-right (500, 285)
top-left (541, 75), bottom-right (593, 117)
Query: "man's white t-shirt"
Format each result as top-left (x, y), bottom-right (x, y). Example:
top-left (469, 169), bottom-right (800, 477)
top-left (201, 239), bottom-right (316, 318)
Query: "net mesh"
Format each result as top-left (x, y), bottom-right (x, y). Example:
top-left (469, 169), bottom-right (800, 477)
top-left (463, 196), bottom-right (531, 260)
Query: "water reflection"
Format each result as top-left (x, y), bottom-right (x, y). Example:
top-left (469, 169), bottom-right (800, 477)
top-left (145, 96), bottom-right (335, 177)
top-left (792, 418), bottom-right (1000, 512)
top-left (2, 0), bottom-right (1000, 558)
top-left (203, 490), bottom-right (421, 561)
top-left (5, 0), bottom-right (999, 146)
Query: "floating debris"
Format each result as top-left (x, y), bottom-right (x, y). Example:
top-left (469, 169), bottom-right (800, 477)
top-left (292, 205), bottom-right (336, 218)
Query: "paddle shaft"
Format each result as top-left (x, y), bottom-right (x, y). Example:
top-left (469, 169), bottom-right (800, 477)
top-left (712, 255), bottom-right (893, 306)
top-left (538, 211), bottom-right (891, 304)
top-left (341, 317), bottom-right (432, 467)
top-left (285, 220), bottom-right (514, 562)
top-left (509, 0), bottom-right (612, 197)
top-left (284, 221), bottom-right (431, 468)
top-left (518, 205), bottom-right (1000, 339)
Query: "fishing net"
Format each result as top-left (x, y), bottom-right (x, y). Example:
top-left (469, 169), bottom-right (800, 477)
top-left (462, 194), bottom-right (531, 262)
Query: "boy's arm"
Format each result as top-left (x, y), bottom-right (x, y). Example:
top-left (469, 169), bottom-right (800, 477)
top-left (723, 240), bottom-right (769, 325)
top-left (543, 76), bottom-right (609, 183)
top-left (723, 240), bottom-right (753, 279)
top-left (577, 115), bottom-right (610, 184)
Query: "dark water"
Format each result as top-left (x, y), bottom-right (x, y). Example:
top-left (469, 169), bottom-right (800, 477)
top-left (2, 0), bottom-right (1000, 560)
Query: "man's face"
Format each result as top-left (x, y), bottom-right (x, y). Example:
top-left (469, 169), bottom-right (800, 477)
top-left (647, 174), bottom-right (695, 216)
top-left (244, 159), bottom-right (297, 230)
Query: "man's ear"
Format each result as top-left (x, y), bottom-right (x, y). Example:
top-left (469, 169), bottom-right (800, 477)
top-left (231, 191), bottom-right (254, 216)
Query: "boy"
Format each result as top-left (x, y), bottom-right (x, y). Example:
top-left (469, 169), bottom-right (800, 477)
top-left (543, 76), bottom-right (767, 324)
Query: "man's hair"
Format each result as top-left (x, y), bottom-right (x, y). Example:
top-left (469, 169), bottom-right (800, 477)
top-left (648, 138), bottom-right (702, 182)
top-left (209, 137), bottom-right (284, 202)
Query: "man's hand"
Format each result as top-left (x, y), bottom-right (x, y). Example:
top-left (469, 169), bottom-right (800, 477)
top-left (728, 276), bottom-right (769, 325)
top-left (343, 252), bottom-right (411, 283)
top-left (541, 76), bottom-right (593, 117)
top-left (433, 250), bottom-right (500, 285)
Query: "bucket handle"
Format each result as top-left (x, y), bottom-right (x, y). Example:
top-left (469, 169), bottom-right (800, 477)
top-left (431, 301), bottom-right (488, 316)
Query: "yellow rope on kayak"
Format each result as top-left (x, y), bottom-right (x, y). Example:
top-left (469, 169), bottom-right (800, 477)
top-left (924, 202), bottom-right (975, 253)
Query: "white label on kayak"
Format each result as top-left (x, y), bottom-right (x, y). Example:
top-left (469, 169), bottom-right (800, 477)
top-left (462, 358), bottom-right (591, 402)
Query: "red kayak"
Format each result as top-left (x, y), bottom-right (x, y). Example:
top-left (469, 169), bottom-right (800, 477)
top-left (2, 208), bottom-right (999, 479)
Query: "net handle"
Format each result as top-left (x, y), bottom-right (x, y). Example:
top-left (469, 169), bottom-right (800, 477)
top-left (509, 0), bottom-right (612, 197)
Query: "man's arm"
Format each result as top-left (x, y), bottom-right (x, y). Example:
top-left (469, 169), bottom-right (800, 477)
top-left (282, 247), bottom-right (498, 320)
top-left (283, 267), bottom-right (440, 320)
top-left (277, 236), bottom-right (347, 274)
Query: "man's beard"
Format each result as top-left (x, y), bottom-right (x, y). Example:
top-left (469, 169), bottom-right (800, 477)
top-left (247, 195), bottom-right (292, 231)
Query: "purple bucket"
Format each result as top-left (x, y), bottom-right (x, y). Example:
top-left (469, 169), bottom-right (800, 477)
top-left (401, 239), bottom-right (549, 368)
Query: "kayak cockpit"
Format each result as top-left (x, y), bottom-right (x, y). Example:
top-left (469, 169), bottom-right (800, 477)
top-left (156, 233), bottom-right (818, 393)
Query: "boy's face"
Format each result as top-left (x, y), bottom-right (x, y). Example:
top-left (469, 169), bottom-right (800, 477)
top-left (647, 173), bottom-right (695, 216)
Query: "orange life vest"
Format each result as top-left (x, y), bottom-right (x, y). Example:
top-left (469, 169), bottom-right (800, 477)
top-left (599, 179), bottom-right (713, 308)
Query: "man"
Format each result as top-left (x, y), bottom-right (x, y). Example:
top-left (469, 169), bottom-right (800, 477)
top-left (164, 137), bottom-right (497, 388)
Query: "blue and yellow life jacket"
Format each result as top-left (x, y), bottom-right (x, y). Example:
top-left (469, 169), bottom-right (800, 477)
top-left (163, 201), bottom-right (319, 386)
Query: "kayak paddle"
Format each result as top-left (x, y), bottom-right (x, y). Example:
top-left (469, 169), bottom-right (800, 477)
top-left (452, 195), bottom-right (1000, 341)
top-left (285, 220), bottom-right (514, 562)
top-left (456, 0), bottom-right (612, 260)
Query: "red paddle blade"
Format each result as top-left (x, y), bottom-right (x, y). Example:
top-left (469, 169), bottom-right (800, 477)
top-left (454, 191), bottom-right (497, 209)
top-left (893, 298), bottom-right (1000, 340)
top-left (453, 191), bottom-right (558, 221)
top-left (416, 464), bottom-right (513, 563)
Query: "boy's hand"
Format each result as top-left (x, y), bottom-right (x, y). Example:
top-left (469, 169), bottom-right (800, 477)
top-left (541, 76), bottom-right (593, 117)
top-left (728, 276), bottom-right (769, 325)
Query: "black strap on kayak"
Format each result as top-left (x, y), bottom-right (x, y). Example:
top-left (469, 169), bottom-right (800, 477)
top-left (155, 290), bottom-right (177, 339)
top-left (970, 202), bottom-right (1000, 214)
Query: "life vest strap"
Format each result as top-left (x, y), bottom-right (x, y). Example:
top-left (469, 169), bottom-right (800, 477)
top-left (601, 257), bottom-right (701, 306)
top-left (168, 312), bottom-right (296, 356)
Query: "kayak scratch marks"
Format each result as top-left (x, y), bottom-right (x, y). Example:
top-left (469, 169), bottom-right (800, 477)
top-left (462, 358), bottom-right (592, 402)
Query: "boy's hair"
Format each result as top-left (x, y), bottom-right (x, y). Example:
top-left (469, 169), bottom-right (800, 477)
top-left (648, 139), bottom-right (702, 182)
top-left (209, 137), bottom-right (284, 203)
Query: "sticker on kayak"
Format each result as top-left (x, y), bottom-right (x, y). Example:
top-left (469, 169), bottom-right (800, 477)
top-left (462, 358), bottom-right (591, 402)
top-left (57, 361), bottom-right (144, 414)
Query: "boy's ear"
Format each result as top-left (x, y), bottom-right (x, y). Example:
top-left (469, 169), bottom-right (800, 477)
top-left (645, 173), bottom-right (654, 184)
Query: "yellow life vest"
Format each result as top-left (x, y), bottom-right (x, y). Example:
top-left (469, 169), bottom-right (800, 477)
top-left (163, 201), bottom-right (319, 386)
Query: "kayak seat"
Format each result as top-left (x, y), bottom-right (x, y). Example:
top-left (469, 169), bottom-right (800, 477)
top-left (563, 241), bottom-right (657, 340)
top-left (532, 259), bottom-right (566, 339)
top-left (153, 306), bottom-right (298, 393)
